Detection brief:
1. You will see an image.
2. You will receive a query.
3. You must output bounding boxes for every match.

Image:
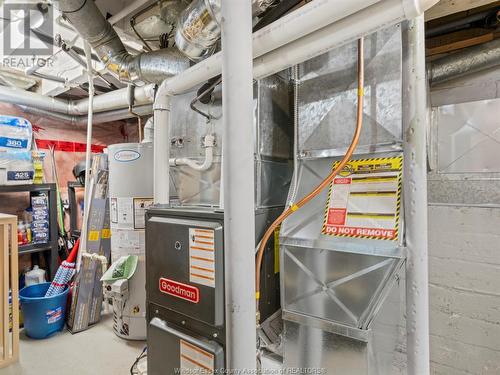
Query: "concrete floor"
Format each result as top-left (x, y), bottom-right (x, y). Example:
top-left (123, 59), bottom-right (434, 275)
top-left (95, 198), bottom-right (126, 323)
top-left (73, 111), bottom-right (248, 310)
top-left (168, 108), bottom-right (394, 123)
top-left (0, 313), bottom-right (145, 375)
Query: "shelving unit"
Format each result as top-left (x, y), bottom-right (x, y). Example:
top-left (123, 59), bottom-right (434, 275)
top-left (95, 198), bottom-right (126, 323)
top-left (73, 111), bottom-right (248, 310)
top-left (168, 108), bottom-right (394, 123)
top-left (0, 183), bottom-right (58, 279)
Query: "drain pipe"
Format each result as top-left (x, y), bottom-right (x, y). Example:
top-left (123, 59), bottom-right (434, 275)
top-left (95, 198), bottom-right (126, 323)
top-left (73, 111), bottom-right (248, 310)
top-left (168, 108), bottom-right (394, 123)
top-left (169, 134), bottom-right (215, 171)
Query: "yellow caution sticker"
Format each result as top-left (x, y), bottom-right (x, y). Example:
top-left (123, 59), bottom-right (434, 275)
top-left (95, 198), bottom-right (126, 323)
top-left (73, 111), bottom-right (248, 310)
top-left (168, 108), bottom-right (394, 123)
top-left (88, 230), bottom-right (100, 242)
top-left (101, 228), bottom-right (111, 239)
top-left (322, 155), bottom-right (403, 241)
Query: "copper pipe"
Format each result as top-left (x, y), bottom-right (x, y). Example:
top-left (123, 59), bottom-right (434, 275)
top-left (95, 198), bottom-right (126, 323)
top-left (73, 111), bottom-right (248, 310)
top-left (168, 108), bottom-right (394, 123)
top-left (254, 38), bottom-right (365, 320)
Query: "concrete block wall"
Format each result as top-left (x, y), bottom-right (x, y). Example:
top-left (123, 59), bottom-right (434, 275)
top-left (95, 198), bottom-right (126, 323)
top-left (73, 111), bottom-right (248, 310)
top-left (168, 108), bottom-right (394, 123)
top-left (428, 205), bottom-right (500, 374)
top-left (428, 68), bottom-right (500, 374)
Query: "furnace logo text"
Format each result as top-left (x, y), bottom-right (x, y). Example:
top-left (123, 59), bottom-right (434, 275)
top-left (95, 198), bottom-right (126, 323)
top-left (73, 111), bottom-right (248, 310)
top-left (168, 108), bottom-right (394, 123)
top-left (159, 278), bottom-right (200, 303)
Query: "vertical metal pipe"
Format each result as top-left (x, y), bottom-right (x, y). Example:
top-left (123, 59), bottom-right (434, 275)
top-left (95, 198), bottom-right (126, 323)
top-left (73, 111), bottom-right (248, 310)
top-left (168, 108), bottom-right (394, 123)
top-left (402, 17), bottom-right (430, 375)
top-left (221, 0), bottom-right (256, 371)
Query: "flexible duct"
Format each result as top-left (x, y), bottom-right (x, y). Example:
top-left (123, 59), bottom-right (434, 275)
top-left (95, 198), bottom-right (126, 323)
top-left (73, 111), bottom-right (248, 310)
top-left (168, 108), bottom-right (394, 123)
top-left (175, 0), bottom-right (279, 61)
top-left (429, 37), bottom-right (500, 85)
top-left (56, 0), bottom-right (189, 84)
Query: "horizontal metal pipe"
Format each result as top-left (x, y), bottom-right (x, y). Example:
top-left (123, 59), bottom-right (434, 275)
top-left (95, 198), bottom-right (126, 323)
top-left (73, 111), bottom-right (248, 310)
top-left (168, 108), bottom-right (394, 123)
top-left (429, 37), bottom-right (500, 85)
top-left (425, 8), bottom-right (498, 38)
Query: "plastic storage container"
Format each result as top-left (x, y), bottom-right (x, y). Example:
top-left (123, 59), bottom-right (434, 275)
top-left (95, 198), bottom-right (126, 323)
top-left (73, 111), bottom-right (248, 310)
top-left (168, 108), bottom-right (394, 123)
top-left (19, 283), bottom-right (69, 339)
top-left (25, 265), bottom-right (46, 286)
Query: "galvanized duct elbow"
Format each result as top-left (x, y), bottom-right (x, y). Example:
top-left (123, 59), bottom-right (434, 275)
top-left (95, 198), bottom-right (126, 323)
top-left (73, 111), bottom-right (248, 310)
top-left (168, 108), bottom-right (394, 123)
top-left (56, 0), bottom-right (189, 84)
top-left (175, 0), bottom-right (278, 61)
top-left (429, 38), bottom-right (500, 86)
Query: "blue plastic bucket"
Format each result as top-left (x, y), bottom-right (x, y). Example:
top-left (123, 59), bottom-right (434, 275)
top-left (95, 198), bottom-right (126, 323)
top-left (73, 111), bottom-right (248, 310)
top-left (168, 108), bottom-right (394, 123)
top-left (19, 282), bottom-right (69, 339)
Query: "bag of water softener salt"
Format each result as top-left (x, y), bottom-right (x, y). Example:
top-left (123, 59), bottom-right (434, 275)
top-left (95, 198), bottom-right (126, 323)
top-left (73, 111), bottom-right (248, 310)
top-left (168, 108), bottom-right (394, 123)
top-left (0, 116), bottom-right (34, 185)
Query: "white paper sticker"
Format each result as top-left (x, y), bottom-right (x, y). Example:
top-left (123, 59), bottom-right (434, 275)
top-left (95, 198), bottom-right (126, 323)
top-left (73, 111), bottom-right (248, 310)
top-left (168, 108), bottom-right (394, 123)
top-left (133, 198), bottom-right (154, 229)
top-left (110, 197), bottom-right (118, 223)
top-left (188, 228), bottom-right (215, 288)
top-left (110, 229), bottom-right (145, 262)
top-left (115, 197), bottom-right (134, 229)
top-left (180, 340), bottom-right (214, 374)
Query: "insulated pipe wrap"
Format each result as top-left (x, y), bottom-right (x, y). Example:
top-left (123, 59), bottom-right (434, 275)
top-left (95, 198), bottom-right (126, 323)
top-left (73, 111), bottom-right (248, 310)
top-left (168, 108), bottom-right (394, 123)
top-left (175, 0), bottom-right (279, 61)
top-left (429, 38), bottom-right (500, 85)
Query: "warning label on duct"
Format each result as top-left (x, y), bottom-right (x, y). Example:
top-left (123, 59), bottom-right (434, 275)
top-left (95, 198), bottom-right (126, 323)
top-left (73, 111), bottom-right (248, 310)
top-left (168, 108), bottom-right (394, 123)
top-left (322, 155), bottom-right (403, 241)
top-left (189, 228), bottom-right (215, 288)
top-left (179, 339), bottom-right (214, 374)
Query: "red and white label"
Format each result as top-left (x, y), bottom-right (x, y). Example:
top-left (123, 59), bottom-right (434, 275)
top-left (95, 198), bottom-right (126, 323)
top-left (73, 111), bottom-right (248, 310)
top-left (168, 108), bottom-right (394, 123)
top-left (159, 278), bottom-right (200, 303)
top-left (189, 228), bottom-right (216, 288)
top-left (322, 157), bottom-right (403, 241)
top-left (180, 340), bottom-right (214, 374)
top-left (324, 225), bottom-right (396, 239)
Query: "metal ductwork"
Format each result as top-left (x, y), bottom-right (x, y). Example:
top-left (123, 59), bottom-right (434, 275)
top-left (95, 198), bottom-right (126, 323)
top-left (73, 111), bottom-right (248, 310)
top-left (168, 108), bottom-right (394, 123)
top-left (19, 104), bottom-right (153, 126)
top-left (0, 84), bottom-right (155, 119)
top-left (175, 0), bottom-right (278, 61)
top-left (56, 0), bottom-right (189, 84)
top-left (429, 38), bottom-right (500, 85)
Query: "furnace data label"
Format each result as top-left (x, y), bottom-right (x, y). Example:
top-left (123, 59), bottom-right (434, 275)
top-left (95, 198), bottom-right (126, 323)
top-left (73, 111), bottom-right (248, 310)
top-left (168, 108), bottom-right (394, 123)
top-left (322, 156), bottom-right (403, 240)
top-left (179, 339), bottom-right (214, 374)
top-left (189, 228), bottom-right (215, 288)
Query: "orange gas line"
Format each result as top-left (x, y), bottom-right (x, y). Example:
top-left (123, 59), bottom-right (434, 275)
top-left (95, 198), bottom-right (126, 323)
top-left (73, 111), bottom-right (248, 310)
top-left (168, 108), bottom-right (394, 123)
top-left (255, 38), bottom-right (365, 320)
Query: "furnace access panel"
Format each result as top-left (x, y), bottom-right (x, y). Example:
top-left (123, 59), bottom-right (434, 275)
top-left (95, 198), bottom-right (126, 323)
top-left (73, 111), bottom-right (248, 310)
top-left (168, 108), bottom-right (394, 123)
top-left (146, 212), bottom-right (225, 328)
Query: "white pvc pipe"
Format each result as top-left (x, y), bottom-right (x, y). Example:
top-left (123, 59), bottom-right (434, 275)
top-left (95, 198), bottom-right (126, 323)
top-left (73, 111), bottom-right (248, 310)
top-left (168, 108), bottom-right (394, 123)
top-left (221, 0), bottom-right (256, 370)
top-left (72, 84), bottom-right (155, 114)
top-left (169, 134), bottom-right (215, 171)
top-left (153, 96), bottom-right (171, 204)
top-left (153, 0), bottom-right (438, 204)
top-left (403, 17), bottom-right (431, 375)
top-left (252, 0), bottom-right (439, 80)
top-left (157, 0), bottom-right (382, 96)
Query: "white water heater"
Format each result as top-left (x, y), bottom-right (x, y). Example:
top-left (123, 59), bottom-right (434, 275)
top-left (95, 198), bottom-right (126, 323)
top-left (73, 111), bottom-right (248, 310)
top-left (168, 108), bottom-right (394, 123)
top-left (108, 142), bottom-right (153, 340)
